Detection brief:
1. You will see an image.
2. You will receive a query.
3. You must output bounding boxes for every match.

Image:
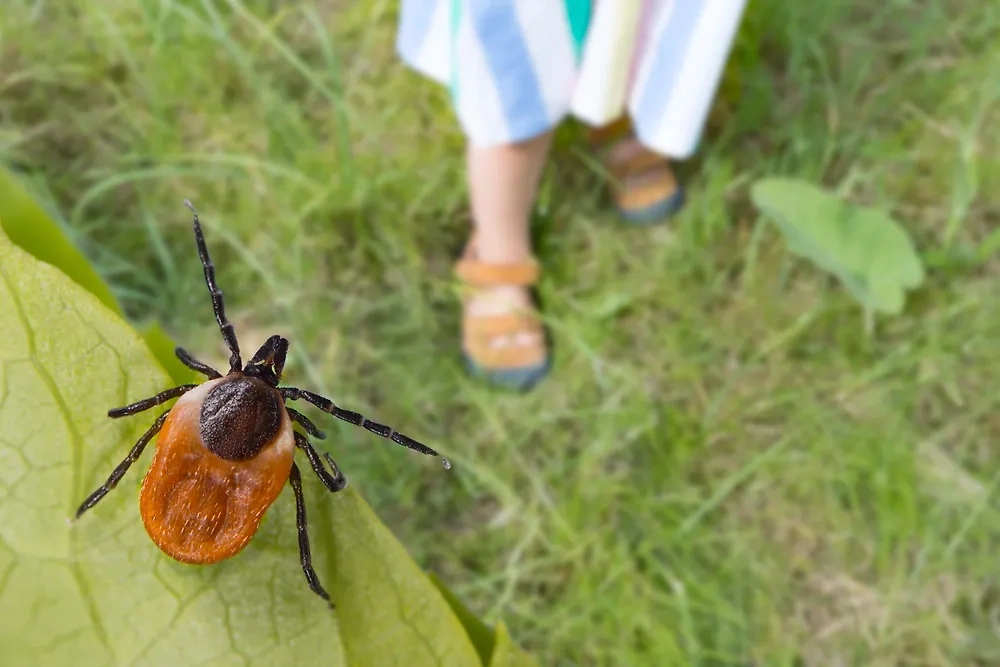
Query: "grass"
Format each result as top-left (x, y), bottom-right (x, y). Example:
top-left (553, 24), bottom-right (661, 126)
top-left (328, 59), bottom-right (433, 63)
top-left (2, 0), bottom-right (1000, 664)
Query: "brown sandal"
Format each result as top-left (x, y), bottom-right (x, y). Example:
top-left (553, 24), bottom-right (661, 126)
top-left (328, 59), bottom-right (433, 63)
top-left (589, 116), bottom-right (685, 225)
top-left (454, 237), bottom-right (551, 390)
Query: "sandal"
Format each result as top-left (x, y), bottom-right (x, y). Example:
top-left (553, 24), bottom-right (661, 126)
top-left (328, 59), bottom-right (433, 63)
top-left (589, 116), bottom-right (685, 225)
top-left (454, 237), bottom-right (551, 391)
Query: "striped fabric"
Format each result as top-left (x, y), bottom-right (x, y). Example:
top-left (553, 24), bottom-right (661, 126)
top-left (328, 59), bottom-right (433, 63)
top-left (398, 0), bottom-right (747, 159)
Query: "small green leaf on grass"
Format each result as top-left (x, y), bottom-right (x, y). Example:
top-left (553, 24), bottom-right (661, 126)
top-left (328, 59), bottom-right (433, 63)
top-left (751, 178), bottom-right (925, 315)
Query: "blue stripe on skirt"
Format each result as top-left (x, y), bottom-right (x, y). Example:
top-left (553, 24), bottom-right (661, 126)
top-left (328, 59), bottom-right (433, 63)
top-left (468, 0), bottom-right (551, 143)
top-left (635, 3), bottom-right (703, 130)
top-left (397, 0), bottom-right (437, 63)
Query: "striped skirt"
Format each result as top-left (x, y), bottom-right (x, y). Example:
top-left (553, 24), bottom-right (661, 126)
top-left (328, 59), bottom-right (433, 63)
top-left (397, 1), bottom-right (747, 159)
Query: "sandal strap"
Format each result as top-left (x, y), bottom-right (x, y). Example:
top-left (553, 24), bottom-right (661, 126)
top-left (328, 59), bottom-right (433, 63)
top-left (604, 146), bottom-right (667, 181)
top-left (465, 312), bottom-right (542, 337)
top-left (463, 312), bottom-right (547, 369)
top-left (465, 341), bottom-right (548, 369)
top-left (455, 258), bottom-right (540, 288)
top-left (455, 234), bottom-right (549, 371)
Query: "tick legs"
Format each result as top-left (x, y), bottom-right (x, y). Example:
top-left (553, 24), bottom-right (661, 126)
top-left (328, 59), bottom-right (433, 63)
top-left (185, 199), bottom-right (242, 373)
top-left (174, 347), bottom-right (222, 379)
top-left (287, 408), bottom-right (325, 439)
top-left (281, 387), bottom-right (451, 469)
top-left (294, 432), bottom-right (347, 493)
top-left (75, 410), bottom-right (170, 518)
top-left (108, 384), bottom-right (198, 418)
top-left (290, 433), bottom-right (344, 606)
top-left (288, 462), bottom-right (333, 607)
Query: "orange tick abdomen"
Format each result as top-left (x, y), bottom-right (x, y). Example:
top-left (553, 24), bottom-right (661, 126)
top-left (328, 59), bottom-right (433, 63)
top-left (138, 378), bottom-right (295, 564)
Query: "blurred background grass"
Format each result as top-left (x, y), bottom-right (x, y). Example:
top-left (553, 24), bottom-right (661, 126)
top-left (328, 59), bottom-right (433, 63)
top-left (2, 1), bottom-right (999, 664)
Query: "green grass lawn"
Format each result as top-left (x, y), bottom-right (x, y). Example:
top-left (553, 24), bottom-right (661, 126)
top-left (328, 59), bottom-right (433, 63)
top-left (3, 1), bottom-right (999, 664)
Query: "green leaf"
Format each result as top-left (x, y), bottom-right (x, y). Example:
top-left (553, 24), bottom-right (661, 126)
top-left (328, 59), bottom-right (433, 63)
top-left (488, 622), bottom-right (539, 667)
top-left (430, 573), bottom-right (496, 664)
top-left (0, 168), bottom-right (119, 313)
top-left (427, 575), bottom-right (539, 667)
top-left (0, 226), bottom-right (483, 666)
top-left (751, 178), bottom-right (925, 315)
top-left (0, 169), bottom-right (195, 385)
top-left (326, 492), bottom-right (483, 666)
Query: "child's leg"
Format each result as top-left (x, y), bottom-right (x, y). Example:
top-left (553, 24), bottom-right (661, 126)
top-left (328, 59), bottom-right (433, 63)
top-left (467, 131), bottom-right (552, 264)
top-left (465, 131), bottom-right (552, 348)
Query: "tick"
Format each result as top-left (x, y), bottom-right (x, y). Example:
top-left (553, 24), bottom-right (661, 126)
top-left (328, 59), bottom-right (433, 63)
top-left (75, 200), bottom-right (449, 605)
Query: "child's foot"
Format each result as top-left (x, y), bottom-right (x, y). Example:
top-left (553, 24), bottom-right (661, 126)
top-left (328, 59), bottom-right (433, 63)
top-left (455, 237), bottom-right (550, 391)
top-left (589, 117), bottom-right (685, 225)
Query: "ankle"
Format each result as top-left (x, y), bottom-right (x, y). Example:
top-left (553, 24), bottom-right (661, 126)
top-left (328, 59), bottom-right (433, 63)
top-left (471, 227), bottom-right (534, 265)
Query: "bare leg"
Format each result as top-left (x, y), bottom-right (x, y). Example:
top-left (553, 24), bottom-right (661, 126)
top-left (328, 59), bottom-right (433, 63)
top-left (466, 132), bottom-right (553, 351)
top-left (467, 132), bottom-right (552, 264)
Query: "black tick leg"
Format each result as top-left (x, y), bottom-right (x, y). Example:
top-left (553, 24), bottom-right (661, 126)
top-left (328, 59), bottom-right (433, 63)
top-left (75, 410), bottom-right (170, 518)
top-left (294, 432), bottom-right (346, 493)
top-left (174, 347), bottom-right (222, 379)
top-left (107, 385), bottom-right (197, 419)
top-left (288, 462), bottom-right (333, 608)
top-left (281, 387), bottom-right (451, 470)
top-left (186, 199), bottom-right (242, 373)
top-left (287, 407), bottom-right (325, 439)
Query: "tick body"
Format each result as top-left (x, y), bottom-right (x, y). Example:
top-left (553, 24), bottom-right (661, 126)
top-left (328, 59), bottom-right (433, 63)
top-left (139, 376), bottom-right (293, 564)
top-left (75, 201), bottom-right (449, 604)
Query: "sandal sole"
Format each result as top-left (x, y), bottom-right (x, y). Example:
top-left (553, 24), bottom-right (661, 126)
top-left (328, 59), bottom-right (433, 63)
top-left (617, 187), bottom-right (686, 226)
top-left (462, 353), bottom-right (551, 392)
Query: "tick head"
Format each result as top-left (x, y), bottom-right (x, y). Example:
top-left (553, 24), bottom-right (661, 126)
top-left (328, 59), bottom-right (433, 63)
top-left (243, 334), bottom-right (289, 387)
